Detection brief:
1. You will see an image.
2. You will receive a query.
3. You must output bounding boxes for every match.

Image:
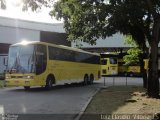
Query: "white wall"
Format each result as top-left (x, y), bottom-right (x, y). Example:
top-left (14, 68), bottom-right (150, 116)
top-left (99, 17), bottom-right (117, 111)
top-left (72, 33), bottom-right (131, 48)
top-left (72, 33), bottom-right (160, 48)
top-left (0, 16), bottom-right (65, 44)
top-left (0, 16), bottom-right (65, 33)
top-left (0, 26), bottom-right (40, 44)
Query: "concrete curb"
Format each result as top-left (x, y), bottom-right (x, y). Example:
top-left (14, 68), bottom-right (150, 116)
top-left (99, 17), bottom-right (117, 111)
top-left (74, 88), bottom-right (101, 120)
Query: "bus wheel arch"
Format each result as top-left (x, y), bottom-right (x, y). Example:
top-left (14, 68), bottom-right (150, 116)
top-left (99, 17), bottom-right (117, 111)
top-left (45, 74), bottom-right (55, 90)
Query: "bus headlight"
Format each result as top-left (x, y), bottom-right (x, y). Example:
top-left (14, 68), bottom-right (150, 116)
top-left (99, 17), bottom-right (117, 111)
top-left (23, 76), bottom-right (34, 79)
top-left (6, 76), bottom-right (11, 79)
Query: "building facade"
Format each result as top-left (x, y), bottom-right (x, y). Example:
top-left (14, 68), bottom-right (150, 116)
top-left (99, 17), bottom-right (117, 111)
top-left (72, 33), bottom-right (130, 53)
top-left (0, 16), bottom-right (70, 77)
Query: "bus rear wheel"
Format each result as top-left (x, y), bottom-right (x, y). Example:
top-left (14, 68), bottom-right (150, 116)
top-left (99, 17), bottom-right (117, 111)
top-left (45, 76), bottom-right (54, 90)
top-left (24, 86), bottom-right (30, 90)
top-left (83, 75), bottom-right (89, 85)
top-left (129, 72), bottom-right (134, 77)
top-left (89, 74), bottom-right (94, 84)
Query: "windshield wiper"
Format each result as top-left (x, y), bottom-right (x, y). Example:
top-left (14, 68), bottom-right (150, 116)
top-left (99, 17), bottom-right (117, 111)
top-left (27, 55), bottom-right (33, 73)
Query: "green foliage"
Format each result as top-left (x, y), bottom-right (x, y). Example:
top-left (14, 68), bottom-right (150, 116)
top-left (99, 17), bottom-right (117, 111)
top-left (124, 35), bottom-right (142, 64)
top-left (124, 35), bottom-right (138, 47)
top-left (22, 0), bottom-right (53, 11)
top-left (1, 0), bottom-right (159, 97)
top-left (50, 0), bottom-right (109, 45)
top-left (51, 0), bottom-right (158, 47)
top-left (123, 48), bottom-right (142, 64)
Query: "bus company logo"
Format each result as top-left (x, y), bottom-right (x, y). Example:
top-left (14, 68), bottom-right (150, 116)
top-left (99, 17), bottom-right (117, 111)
top-left (131, 67), bottom-right (136, 72)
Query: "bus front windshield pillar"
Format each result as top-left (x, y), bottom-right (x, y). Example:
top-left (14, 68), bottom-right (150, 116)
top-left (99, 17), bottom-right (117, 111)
top-left (35, 45), bottom-right (47, 75)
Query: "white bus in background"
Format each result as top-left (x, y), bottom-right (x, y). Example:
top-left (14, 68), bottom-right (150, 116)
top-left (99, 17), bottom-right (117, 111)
top-left (0, 54), bottom-right (7, 79)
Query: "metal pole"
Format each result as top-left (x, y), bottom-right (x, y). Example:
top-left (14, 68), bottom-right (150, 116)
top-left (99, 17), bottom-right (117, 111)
top-left (104, 76), bottom-right (106, 86)
top-left (113, 76), bottom-right (115, 86)
top-left (126, 75), bottom-right (128, 86)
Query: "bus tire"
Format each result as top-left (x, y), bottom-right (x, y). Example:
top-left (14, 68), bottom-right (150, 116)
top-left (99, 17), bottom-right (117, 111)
top-left (24, 86), bottom-right (30, 90)
top-left (129, 72), bottom-right (133, 77)
top-left (124, 72), bottom-right (128, 77)
top-left (45, 76), bottom-right (54, 90)
top-left (89, 74), bottom-right (94, 84)
top-left (83, 75), bottom-right (89, 85)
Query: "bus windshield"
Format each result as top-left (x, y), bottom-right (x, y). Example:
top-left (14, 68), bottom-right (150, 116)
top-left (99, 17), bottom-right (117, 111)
top-left (110, 58), bottom-right (117, 64)
top-left (7, 45), bottom-right (36, 73)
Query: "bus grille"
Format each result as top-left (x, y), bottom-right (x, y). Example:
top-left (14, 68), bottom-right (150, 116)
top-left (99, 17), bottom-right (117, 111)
top-left (11, 76), bottom-right (23, 78)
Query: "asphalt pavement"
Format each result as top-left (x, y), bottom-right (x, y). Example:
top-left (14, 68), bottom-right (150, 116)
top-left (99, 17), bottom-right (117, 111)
top-left (0, 77), bottom-right (143, 120)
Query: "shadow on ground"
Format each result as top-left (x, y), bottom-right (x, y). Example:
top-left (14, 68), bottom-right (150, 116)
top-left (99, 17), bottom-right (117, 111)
top-left (5, 82), bottom-right (100, 93)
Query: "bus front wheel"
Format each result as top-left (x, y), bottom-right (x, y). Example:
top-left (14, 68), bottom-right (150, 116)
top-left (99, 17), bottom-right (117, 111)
top-left (24, 86), bottom-right (30, 90)
top-left (83, 75), bottom-right (89, 85)
top-left (45, 76), bottom-right (54, 90)
top-left (129, 72), bottom-right (134, 77)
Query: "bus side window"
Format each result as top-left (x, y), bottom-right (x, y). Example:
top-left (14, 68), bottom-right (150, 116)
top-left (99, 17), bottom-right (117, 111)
top-left (101, 60), bottom-right (107, 65)
top-left (110, 58), bottom-right (117, 64)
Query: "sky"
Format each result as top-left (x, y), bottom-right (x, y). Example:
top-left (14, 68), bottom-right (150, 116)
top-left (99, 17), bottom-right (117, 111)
top-left (0, 0), bottom-right (62, 23)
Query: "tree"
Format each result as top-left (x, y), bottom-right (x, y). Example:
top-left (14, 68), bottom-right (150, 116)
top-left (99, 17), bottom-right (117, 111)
top-left (123, 36), bottom-right (142, 65)
top-left (51, 0), bottom-right (160, 98)
top-left (124, 36), bottom-right (147, 88)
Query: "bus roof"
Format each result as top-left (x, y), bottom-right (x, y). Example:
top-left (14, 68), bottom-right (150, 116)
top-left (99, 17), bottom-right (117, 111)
top-left (100, 53), bottom-right (118, 58)
top-left (11, 41), bottom-right (100, 56)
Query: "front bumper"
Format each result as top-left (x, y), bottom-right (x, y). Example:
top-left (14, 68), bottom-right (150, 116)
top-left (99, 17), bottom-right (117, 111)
top-left (5, 79), bottom-right (35, 86)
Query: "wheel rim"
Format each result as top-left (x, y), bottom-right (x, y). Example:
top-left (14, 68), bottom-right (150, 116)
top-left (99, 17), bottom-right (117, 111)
top-left (46, 77), bottom-right (53, 90)
top-left (90, 76), bottom-right (94, 84)
top-left (48, 79), bottom-right (52, 88)
top-left (130, 73), bottom-right (133, 77)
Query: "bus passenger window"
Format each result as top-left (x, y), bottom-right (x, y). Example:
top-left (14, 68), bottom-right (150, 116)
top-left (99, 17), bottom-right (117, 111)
top-left (101, 60), bottom-right (107, 65)
top-left (110, 58), bottom-right (117, 64)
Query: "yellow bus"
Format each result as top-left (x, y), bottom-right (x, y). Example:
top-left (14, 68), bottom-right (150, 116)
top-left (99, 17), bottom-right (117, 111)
top-left (117, 58), bottom-right (128, 76)
top-left (5, 41), bottom-right (101, 90)
top-left (126, 63), bottom-right (141, 77)
top-left (100, 53), bottom-right (118, 76)
top-left (125, 59), bottom-right (149, 77)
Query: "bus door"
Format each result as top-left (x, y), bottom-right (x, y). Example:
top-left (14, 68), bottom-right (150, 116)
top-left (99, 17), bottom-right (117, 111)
top-left (108, 57), bottom-right (118, 75)
top-left (35, 45), bottom-right (47, 84)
